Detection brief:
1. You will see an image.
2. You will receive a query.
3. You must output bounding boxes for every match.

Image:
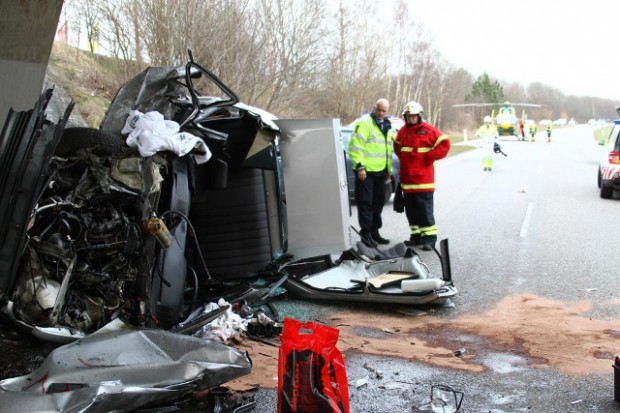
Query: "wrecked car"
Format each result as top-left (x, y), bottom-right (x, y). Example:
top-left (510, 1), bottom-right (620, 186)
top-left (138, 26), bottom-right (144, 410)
top-left (0, 52), bottom-right (456, 345)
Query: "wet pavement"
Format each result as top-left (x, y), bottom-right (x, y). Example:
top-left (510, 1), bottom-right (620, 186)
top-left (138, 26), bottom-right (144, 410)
top-left (3, 295), bottom-right (618, 413)
top-left (0, 323), bottom-right (56, 381)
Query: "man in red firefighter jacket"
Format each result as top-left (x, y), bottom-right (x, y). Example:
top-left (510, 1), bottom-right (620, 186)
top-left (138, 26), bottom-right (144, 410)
top-left (393, 101), bottom-right (450, 250)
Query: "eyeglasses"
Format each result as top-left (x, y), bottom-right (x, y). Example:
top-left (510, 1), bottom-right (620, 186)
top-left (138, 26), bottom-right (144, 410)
top-left (430, 384), bottom-right (464, 412)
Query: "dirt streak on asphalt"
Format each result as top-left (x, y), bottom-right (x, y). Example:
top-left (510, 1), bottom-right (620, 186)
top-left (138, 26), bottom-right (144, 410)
top-left (228, 293), bottom-right (620, 390)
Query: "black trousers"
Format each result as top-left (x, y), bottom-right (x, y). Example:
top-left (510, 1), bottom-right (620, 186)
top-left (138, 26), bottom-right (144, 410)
top-left (403, 191), bottom-right (437, 245)
top-left (354, 173), bottom-right (386, 238)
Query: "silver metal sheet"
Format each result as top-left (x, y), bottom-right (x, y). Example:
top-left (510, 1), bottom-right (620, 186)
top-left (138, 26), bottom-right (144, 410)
top-left (277, 118), bottom-right (351, 258)
top-left (284, 252), bottom-right (458, 305)
top-left (0, 329), bottom-right (251, 413)
top-left (301, 255), bottom-right (430, 290)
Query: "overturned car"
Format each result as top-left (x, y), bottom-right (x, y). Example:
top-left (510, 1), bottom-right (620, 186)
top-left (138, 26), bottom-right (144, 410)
top-left (0, 53), bottom-right (456, 344)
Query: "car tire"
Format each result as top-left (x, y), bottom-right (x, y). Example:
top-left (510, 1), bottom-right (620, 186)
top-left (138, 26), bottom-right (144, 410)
top-left (597, 169), bottom-right (602, 188)
top-left (55, 127), bottom-right (125, 156)
top-left (600, 184), bottom-right (613, 199)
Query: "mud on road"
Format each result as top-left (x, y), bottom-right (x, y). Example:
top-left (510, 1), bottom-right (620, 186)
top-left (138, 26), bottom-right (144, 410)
top-left (1, 293), bottom-right (619, 412)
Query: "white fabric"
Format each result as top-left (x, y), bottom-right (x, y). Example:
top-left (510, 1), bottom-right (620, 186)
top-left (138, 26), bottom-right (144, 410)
top-left (122, 110), bottom-right (211, 164)
top-left (195, 299), bottom-right (248, 343)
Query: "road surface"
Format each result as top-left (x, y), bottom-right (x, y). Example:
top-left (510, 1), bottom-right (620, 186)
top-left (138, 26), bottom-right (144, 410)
top-left (316, 124), bottom-right (620, 412)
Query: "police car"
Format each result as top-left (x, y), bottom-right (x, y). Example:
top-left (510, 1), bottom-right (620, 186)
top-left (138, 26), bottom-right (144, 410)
top-left (597, 116), bottom-right (620, 199)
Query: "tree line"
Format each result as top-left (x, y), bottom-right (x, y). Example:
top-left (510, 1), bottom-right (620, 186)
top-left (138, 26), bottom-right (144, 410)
top-left (65, 0), bottom-right (620, 131)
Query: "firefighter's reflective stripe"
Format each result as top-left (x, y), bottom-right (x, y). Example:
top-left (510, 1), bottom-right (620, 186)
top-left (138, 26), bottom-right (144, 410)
top-left (434, 134), bottom-right (448, 147)
top-left (409, 225), bottom-right (421, 235)
top-left (420, 225), bottom-right (438, 236)
top-left (401, 183), bottom-right (435, 190)
top-left (409, 224), bottom-right (437, 237)
top-left (415, 135), bottom-right (449, 153)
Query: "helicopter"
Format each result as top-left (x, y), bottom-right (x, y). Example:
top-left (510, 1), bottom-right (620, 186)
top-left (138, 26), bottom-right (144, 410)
top-left (453, 101), bottom-right (543, 140)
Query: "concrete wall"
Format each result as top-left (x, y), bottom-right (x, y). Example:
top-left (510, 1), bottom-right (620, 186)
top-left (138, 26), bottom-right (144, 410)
top-left (0, 0), bottom-right (64, 126)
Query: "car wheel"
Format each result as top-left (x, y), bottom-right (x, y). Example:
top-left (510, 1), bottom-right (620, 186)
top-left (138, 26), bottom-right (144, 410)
top-left (600, 184), bottom-right (613, 199)
top-left (597, 169), bottom-right (602, 188)
top-left (55, 127), bottom-right (125, 156)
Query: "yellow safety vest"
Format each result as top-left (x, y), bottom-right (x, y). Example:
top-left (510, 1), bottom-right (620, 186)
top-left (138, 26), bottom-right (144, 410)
top-left (348, 116), bottom-right (394, 173)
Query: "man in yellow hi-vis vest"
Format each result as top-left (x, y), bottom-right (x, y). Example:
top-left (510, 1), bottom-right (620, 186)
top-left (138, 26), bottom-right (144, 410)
top-left (348, 98), bottom-right (395, 247)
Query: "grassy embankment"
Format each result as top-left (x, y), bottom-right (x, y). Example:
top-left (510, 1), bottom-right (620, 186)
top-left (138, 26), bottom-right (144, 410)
top-left (594, 125), bottom-right (613, 146)
top-left (446, 133), bottom-right (476, 157)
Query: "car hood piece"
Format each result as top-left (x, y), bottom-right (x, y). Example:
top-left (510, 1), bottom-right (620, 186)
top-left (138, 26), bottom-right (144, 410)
top-left (0, 329), bottom-right (252, 413)
top-left (282, 241), bottom-right (457, 305)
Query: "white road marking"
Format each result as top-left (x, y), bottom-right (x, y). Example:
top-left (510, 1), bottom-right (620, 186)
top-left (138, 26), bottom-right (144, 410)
top-left (520, 202), bottom-right (534, 237)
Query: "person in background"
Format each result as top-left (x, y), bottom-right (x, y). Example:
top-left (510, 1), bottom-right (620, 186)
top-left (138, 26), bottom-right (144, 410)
top-left (477, 115), bottom-right (499, 171)
top-left (394, 101), bottom-right (450, 251)
top-left (546, 123), bottom-right (552, 142)
top-left (348, 98), bottom-right (395, 247)
top-left (529, 122), bottom-right (537, 142)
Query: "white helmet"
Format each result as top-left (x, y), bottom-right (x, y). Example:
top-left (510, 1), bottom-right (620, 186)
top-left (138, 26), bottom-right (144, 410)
top-left (402, 101), bottom-right (424, 118)
top-left (484, 116), bottom-right (492, 123)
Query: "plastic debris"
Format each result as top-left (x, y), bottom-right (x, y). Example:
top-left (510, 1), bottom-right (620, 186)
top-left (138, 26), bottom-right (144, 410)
top-left (453, 348), bottom-right (466, 357)
top-left (355, 378), bottom-right (368, 388)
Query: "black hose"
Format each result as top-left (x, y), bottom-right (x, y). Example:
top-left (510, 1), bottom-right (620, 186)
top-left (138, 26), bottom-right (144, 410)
top-left (186, 265), bottom-right (199, 315)
top-left (161, 210), bottom-right (212, 280)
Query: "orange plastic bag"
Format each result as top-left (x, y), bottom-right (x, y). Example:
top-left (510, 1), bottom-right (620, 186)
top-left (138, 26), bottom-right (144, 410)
top-left (277, 318), bottom-right (350, 413)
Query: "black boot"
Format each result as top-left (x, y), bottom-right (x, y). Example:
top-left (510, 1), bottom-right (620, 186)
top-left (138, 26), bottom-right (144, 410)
top-left (372, 233), bottom-right (390, 244)
top-left (360, 233), bottom-right (378, 248)
top-left (404, 235), bottom-right (421, 247)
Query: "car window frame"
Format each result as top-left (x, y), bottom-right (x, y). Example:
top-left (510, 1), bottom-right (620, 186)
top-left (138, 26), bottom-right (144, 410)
top-left (608, 125), bottom-right (620, 151)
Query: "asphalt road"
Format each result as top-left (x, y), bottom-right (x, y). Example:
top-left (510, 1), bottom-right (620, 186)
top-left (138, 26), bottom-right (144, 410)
top-left (252, 125), bottom-right (620, 412)
top-left (376, 125), bottom-right (619, 316)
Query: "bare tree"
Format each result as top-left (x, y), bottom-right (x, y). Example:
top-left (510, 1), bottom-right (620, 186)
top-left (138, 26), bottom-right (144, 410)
top-left (62, 0), bottom-right (618, 128)
top-left (441, 68), bottom-right (474, 130)
top-left (64, 0), bottom-right (101, 54)
top-left (248, 0), bottom-right (328, 114)
top-left (390, 0), bottom-right (416, 108)
top-left (318, 0), bottom-right (395, 122)
top-left (187, 0), bottom-right (267, 105)
top-left (137, 0), bottom-right (194, 65)
top-left (96, 0), bottom-right (143, 76)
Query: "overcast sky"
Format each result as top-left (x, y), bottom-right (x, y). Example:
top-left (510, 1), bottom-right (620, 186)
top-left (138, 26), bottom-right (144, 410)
top-left (403, 0), bottom-right (619, 101)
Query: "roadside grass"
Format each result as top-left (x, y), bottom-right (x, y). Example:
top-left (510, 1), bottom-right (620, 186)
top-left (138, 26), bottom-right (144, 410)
top-left (449, 144), bottom-right (476, 157)
top-left (447, 134), bottom-right (477, 157)
top-left (49, 43), bottom-right (143, 127)
top-left (594, 126), bottom-right (613, 145)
